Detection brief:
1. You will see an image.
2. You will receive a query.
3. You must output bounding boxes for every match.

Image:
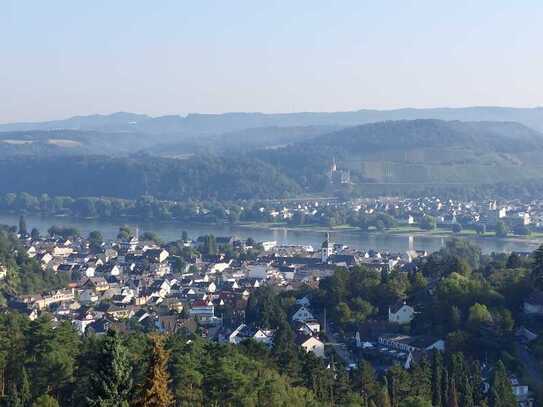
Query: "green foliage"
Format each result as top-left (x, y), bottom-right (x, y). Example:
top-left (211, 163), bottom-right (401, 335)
top-left (489, 361), bottom-right (517, 407)
top-left (47, 225), bottom-right (80, 239)
top-left (0, 154), bottom-right (301, 201)
top-left (88, 230), bottom-right (104, 252)
top-left (495, 221), bottom-right (508, 238)
top-left (86, 330), bottom-right (133, 407)
top-left (419, 216), bottom-right (436, 231)
top-left (467, 303), bottom-right (493, 330)
top-left (32, 395), bottom-right (59, 407)
top-left (0, 229), bottom-right (69, 295)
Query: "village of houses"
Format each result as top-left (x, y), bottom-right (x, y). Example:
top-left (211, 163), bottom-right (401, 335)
top-left (0, 227), bottom-right (538, 406)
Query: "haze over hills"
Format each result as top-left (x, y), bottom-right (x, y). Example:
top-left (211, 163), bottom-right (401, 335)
top-left (1, 119), bottom-right (543, 200)
top-left (2, 106), bottom-right (543, 133)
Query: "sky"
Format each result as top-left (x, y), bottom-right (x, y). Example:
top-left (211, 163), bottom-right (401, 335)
top-left (1, 0), bottom-right (543, 123)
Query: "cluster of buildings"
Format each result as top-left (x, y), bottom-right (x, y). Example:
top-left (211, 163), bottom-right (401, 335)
top-left (5, 230), bottom-right (414, 341)
top-left (1, 228), bottom-right (536, 406)
top-left (246, 196), bottom-right (543, 232)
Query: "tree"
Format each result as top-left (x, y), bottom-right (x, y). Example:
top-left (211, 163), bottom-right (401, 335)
top-left (32, 395), bottom-right (60, 407)
top-left (506, 253), bottom-right (522, 269)
top-left (495, 221), bottom-right (508, 238)
top-left (135, 335), bottom-right (174, 407)
top-left (30, 228), bottom-right (40, 241)
top-left (355, 360), bottom-right (378, 403)
top-left (489, 361), bottom-right (516, 407)
top-left (375, 379), bottom-right (392, 407)
top-left (117, 225), bottom-right (134, 241)
top-left (467, 303), bottom-right (493, 330)
top-left (400, 397), bottom-right (432, 407)
top-left (419, 216), bottom-right (437, 231)
top-left (447, 378), bottom-right (459, 407)
top-left (87, 330), bottom-right (133, 407)
top-left (88, 231), bottom-right (104, 252)
top-left (431, 351), bottom-right (444, 407)
top-left (18, 215), bottom-right (27, 236)
top-left (449, 306), bottom-right (462, 330)
top-left (141, 232), bottom-right (163, 246)
top-left (513, 224), bottom-right (530, 236)
top-left (532, 245), bottom-right (543, 290)
top-left (202, 235), bottom-right (217, 256)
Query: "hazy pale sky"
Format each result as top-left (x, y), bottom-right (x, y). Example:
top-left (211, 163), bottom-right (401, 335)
top-left (1, 0), bottom-right (543, 123)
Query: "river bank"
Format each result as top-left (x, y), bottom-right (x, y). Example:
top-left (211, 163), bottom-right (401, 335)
top-left (1, 213), bottom-right (541, 254)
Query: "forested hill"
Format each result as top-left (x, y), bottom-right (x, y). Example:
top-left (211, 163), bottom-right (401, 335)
top-left (0, 155), bottom-right (301, 201)
top-left (255, 119), bottom-right (543, 191)
top-left (308, 119), bottom-right (543, 153)
top-left (3, 119), bottom-right (543, 201)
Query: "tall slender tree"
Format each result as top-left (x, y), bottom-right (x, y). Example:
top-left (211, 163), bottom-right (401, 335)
top-left (431, 350), bottom-right (444, 407)
top-left (18, 215), bottom-right (27, 236)
top-left (532, 244), bottom-right (543, 290)
top-left (135, 335), bottom-right (174, 407)
top-left (447, 377), bottom-right (459, 407)
top-left (489, 361), bottom-right (516, 407)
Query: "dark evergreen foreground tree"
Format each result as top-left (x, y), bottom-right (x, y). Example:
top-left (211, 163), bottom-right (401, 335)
top-left (86, 330), bottom-right (132, 407)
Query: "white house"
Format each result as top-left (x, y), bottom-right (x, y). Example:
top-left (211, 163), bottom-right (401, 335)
top-left (229, 324), bottom-right (275, 346)
top-left (292, 306), bottom-right (315, 323)
top-left (297, 334), bottom-right (325, 358)
top-left (388, 301), bottom-right (415, 324)
top-left (296, 320), bottom-right (321, 336)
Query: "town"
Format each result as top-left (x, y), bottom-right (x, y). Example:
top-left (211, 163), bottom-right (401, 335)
top-left (0, 217), bottom-right (539, 406)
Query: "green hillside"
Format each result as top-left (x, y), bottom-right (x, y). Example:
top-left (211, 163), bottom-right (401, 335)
top-left (257, 119), bottom-right (543, 190)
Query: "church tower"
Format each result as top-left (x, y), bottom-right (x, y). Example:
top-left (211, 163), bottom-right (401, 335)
top-left (321, 232), bottom-right (333, 263)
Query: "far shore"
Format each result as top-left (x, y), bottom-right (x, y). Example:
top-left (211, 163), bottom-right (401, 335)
top-left (237, 221), bottom-right (543, 246)
top-left (2, 210), bottom-right (542, 247)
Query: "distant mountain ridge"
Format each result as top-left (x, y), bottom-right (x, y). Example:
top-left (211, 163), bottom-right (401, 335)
top-left (3, 106), bottom-right (543, 133)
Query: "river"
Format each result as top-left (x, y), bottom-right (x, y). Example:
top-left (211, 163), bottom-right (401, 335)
top-left (1, 213), bottom-right (541, 254)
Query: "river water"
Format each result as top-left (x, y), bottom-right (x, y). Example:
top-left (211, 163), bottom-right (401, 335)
top-left (1, 213), bottom-right (541, 254)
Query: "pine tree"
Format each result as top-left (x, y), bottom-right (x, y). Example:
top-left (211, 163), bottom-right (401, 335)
top-left (489, 361), bottom-right (516, 407)
top-left (356, 360), bottom-right (378, 402)
top-left (449, 353), bottom-right (473, 407)
top-left (431, 350), bottom-right (444, 407)
top-left (19, 367), bottom-right (31, 407)
top-left (410, 357), bottom-right (432, 400)
top-left (135, 335), bottom-right (174, 407)
top-left (471, 360), bottom-right (484, 406)
top-left (460, 374), bottom-right (474, 407)
top-left (375, 378), bottom-right (391, 407)
top-left (87, 330), bottom-right (133, 407)
top-left (447, 377), bottom-right (459, 407)
top-left (441, 370), bottom-right (449, 407)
